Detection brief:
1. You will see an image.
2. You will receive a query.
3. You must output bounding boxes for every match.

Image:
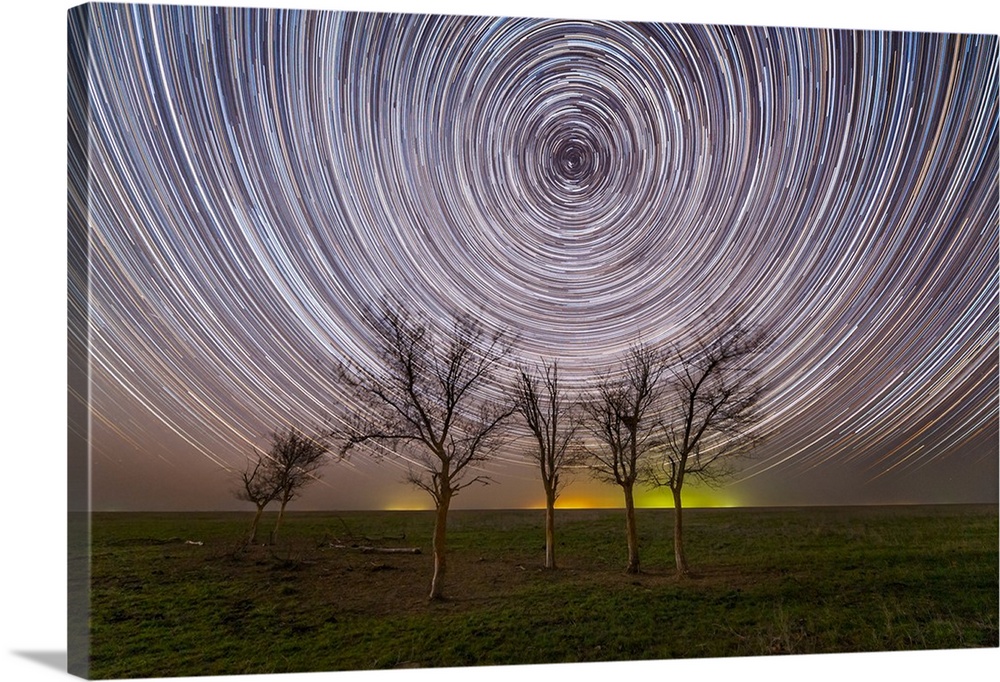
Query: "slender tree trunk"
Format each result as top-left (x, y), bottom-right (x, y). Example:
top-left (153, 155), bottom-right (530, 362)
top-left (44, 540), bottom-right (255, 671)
top-left (544, 486), bottom-right (557, 569)
top-left (247, 505), bottom-right (265, 545)
top-left (269, 497), bottom-right (289, 545)
top-left (672, 486), bottom-right (691, 576)
top-left (623, 483), bottom-right (640, 574)
top-left (428, 492), bottom-right (451, 600)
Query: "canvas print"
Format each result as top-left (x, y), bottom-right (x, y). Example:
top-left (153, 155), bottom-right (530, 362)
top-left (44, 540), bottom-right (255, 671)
top-left (67, 2), bottom-right (998, 679)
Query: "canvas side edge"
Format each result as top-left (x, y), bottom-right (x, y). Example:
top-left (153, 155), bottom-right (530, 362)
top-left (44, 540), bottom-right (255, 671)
top-left (67, 3), bottom-right (94, 679)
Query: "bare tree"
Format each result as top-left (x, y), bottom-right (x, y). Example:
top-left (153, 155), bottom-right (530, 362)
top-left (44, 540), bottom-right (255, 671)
top-left (266, 428), bottom-right (330, 544)
top-left (649, 322), bottom-right (768, 576)
top-left (233, 454), bottom-right (281, 545)
top-left (337, 305), bottom-right (514, 600)
top-left (581, 342), bottom-right (669, 574)
top-left (513, 360), bottom-right (579, 569)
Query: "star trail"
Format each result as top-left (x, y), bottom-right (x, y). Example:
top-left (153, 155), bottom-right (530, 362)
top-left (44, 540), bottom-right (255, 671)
top-left (72, 3), bottom-right (998, 510)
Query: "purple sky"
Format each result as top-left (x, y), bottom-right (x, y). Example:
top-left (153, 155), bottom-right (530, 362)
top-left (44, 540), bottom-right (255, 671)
top-left (70, 2), bottom-right (997, 512)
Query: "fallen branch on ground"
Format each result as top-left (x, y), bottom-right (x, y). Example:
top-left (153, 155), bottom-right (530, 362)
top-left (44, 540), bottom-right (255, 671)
top-left (359, 546), bottom-right (420, 554)
top-left (326, 543), bottom-right (421, 554)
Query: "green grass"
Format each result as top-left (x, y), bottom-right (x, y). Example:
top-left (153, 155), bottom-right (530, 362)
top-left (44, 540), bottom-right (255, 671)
top-left (86, 505), bottom-right (998, 678)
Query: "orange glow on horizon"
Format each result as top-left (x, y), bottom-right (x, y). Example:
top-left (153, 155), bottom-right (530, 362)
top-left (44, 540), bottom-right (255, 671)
top-left (554, 496), bottom-right (620, 509)
top-left (376, 485), bottom-right (738, 511)
top-left (378, 481), bottom-right (619, 511)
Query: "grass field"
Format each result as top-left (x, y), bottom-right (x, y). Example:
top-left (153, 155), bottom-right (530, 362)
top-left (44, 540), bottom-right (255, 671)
top-left (85, 505), bottom-right (998, 678)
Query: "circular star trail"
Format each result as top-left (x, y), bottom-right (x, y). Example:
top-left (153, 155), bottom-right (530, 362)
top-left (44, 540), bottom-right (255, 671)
top-left (73, 4), bottom-right (998, 508)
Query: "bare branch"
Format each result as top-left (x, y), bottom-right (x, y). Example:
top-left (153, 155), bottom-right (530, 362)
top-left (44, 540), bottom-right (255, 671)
top-left (330, 301), bottom-right (515, 598)
top-left (579, 341), bottom-right (670, 573)
top-left (581, 342), bottom-right (669, 487)
top-left (646, 319), bottom-right (770, 575)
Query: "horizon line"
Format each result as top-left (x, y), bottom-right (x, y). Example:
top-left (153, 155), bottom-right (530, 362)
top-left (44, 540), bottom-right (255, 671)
top-left (86, 501), bottom-right (1000, 513)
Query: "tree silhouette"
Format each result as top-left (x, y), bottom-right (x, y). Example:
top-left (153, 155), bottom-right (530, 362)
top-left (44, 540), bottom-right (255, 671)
top-left (582, 342), bottom-right (669, 574)
top-left (233, 453), bottom-right (281, 545)
top-left (266, 428), bottom-right (329, 544)
top-left (336, 304), bottom-right (515, 599)
top-left (649, 322), bottom-right (768, 576)
top-left (513, 359), bottom-right (580, 569)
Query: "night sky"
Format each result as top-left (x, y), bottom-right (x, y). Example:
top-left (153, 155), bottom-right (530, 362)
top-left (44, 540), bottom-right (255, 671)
top-left (74, 2), bottom-right (998, 511)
